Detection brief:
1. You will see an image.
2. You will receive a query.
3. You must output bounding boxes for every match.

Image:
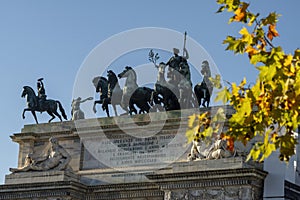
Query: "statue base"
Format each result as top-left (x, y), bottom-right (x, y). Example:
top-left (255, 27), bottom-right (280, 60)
top-left (0, 107), bottom-right (272, 199)
top-left (5, 170), bottom-right (78, 185)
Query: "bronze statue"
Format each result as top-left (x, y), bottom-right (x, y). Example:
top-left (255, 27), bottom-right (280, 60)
top-left (21, 83), bottom-right (67, 124)
top-left (118, 66), bottom-right (156, 115)
top-left (93, 71), bottom-right (124, 117)
top-left (155, 45), bottom-right (194, 109)
top-left (10, 137), bottom-right (71, 172)
top-left (92, 76), bottom-right (109, 116)
top-left (71, 97), bottom-right (93, 120)
top-left (194, 60), bottom-right (213, 107)
top-left (102, 70), bottom-right (123, 116)
top-left (149, 50), bottom-right (180, 111)
top-left (165, 42), bottom-right (194, 109)
top-left (178, 56), bottom-right (193, 108)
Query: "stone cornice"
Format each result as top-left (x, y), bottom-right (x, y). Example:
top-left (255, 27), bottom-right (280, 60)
top-left (16, 106), bottom-right (234, 135)
top-left (0, 181), bottom-right (87, 200)
top-left (147, 168), bottom-right (267, 181)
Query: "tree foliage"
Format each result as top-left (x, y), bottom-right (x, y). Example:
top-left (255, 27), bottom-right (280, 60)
top-left (187, 0), bottom-right (300, 162)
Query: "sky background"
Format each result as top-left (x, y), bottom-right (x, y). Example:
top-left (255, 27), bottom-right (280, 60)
top-left (0, 0), bottom-right (299, 183)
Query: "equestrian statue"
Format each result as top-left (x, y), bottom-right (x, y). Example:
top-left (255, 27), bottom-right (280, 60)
top-left (93, 68), bottom-right (157, 117)
top-left (92, 70), bottom-right (123, 117)
top-left (21, 78), bottom-right (67, 124)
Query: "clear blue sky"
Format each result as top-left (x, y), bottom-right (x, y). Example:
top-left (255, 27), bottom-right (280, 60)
top-left (0, 0), bottom-right (299, 183)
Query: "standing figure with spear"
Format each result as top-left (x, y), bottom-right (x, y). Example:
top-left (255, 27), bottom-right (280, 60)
top-left (166, 31), bottom-right (193, 109)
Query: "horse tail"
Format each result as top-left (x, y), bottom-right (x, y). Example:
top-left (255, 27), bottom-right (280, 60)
top-left (56, 101), bottom-right (68, 120)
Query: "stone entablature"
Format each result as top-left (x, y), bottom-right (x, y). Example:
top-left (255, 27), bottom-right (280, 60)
top-left (1, 158), bottom-right (266, 200)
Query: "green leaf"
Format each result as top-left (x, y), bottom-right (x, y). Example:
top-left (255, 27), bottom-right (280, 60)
top-left (223, 36), bottom-right (238, 51)
top-left (257, 65), bottom-right (277, 82)
top-left (250, 53), bottom-right (265, 65)
top-left (216, 5), bottom-right (226, 13)
top-left (262, 12), bottom-right (280, 25)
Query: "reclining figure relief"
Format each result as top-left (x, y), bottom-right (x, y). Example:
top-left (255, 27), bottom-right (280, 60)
top-left (10, 137), bottom-right (71, 173)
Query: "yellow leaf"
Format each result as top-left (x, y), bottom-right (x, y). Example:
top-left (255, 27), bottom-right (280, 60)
top-left (188, 114), bottom-right (197, 128)
top-left (231, 83), bottom-right (239, 97)
top-left (239, 77), bottom-right (247, 88)
top-left (260, 143), bottom-right (276, 162)
top-left (239, 27), bottom-right (253, 44)
top-left (209, 74), bottom-right (222, 89)
top-left (215, 87), bottom-right (231, 104)
top-left (284, 55), bottom-right (293, 67)
top-left (186, 129), bottom-right (195, 144)
top-left (247, 147), bottom-right (261, 161)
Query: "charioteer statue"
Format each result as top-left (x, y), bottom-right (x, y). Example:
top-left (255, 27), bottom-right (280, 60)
top-left (165, 49), bottom-right (193, 108)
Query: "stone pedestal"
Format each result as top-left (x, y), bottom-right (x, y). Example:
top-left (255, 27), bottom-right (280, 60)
top-left (5, 171), bottom-right (78, 185)
top-left (0, 107), bottom-right (268, 200)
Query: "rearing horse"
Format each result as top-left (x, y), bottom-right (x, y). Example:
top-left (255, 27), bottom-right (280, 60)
top-left (93, 71), bottom-right (123, 117)
top-left (92, 76), bottom-right (109, 116)
top-left (21, 86), bottom-right (67, 124)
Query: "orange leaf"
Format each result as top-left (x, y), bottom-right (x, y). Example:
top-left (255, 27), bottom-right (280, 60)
top-left (220, 134), bottom-right (235, 152)
top-left (267, 24), bottom-right (279, 41)
top-left (234, 3), bottom-right (249, 22)
top-left (226, 137), bottom-right (235, 152)
top-left (245, 46), bottom-right (259, 58)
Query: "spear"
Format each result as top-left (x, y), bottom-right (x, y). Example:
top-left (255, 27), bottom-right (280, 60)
top-left (183, 31), bottom-right (187, 57)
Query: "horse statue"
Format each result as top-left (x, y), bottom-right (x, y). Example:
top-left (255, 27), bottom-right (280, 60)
top-left (93, 70), bottom-right (123, 117)
top-left (194, 60), bottom-right (213, 108)
top-left (105, 70), bottom-right (123, 116)
top-left (92, 76), bottom-right (110, 116)
top-left (118, 66), bottom-right (154, 115)
top-left (21, 86), bottom-right (67, 124)
top-left (152, 62), bottom-right (180, 111)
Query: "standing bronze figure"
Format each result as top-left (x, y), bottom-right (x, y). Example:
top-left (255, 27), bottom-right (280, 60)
top-left (194, 60), bottom-right (213, 107)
